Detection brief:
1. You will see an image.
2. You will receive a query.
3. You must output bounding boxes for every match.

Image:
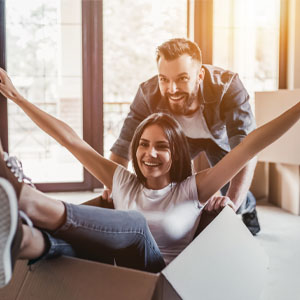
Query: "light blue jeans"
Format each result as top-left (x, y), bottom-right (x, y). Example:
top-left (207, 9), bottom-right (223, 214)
top-left (37, 202), bottom-right (165, 273)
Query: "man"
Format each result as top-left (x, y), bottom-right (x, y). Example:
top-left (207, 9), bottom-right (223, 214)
top-left (106, 38), bottom-right (260, 235)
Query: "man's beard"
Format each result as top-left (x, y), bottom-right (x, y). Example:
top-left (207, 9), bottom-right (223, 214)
top-left (165, 89), bottom-right (199, 116)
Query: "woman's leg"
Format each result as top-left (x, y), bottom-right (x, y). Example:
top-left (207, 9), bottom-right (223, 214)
top-left (18, 225), bottom-right (46, 259)
top-left (18, 185), bottom-right (165, 272)
top-left (51, 203), bottom-right (165, 273)
top-left (19, 184), bottom-right (66, 231)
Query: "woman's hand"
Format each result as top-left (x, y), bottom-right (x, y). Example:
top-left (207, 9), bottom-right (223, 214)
top-left (0, 68), bottom-right (23, 102)
top-left (204, 195), bottom-right (236, 213)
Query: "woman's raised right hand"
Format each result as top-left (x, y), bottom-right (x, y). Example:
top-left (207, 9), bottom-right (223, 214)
top-left (0, 68), bottom-right (24, 103)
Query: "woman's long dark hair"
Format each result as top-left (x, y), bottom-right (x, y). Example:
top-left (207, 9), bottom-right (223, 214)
top-left (131, 113), bottom-right (192, 185)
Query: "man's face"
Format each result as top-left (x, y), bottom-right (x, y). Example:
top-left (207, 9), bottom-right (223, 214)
top-left (157, 54), bottom-right (204, 115)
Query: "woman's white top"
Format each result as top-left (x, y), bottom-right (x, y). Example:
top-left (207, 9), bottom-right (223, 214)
top-left (112, 165), bottom-right (203, 265)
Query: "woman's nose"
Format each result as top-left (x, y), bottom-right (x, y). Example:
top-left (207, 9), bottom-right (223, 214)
top-left (149, 147), bottom-right (157, 158)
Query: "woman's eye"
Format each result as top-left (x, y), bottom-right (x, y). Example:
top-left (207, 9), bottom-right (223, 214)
top-left (139, 142), bottom-right (148, 147)
top-left (157, 144), bottom-right (169, 150)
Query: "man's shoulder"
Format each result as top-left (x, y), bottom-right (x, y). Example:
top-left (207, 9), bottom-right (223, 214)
top-left (139, 75), bottom-right (159, 92)
top-left (137, 75), bottom-right (164, 110)
top-left (202, 64), bottom-right (236, 85)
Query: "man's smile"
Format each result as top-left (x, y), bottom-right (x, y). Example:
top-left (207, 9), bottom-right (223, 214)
top-left (167, 93), bottom-right (186, 102)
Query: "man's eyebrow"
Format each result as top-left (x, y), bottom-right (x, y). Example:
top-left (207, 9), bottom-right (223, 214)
top-left (158, 73), bottom-right (189, 78)
top-left (176, 72), bottom-right (189, 77)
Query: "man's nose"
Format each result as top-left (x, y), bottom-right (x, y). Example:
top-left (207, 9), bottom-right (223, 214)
top-left (168, 81), bottom-right (178, 94)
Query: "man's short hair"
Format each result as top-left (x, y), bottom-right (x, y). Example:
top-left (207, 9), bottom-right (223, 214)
top-left (156, 38), bottom-right (202, 64)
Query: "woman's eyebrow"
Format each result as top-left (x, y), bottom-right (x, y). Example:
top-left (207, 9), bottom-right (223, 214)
top-left (156, 141), bottom-right (169, 145)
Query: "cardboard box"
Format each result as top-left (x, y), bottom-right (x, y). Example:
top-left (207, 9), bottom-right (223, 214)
top-left (255, 90), bottom-right (300, 165)
top-left (0, 207), bottom-right (268, 300)
top-left (255, 90), bottom-right (300, 214)
top-left (268, 163), bottom-right (300, 215)
top-left (250, 161), bottom-right (269, 201)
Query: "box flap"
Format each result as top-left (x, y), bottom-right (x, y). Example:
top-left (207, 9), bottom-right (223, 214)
top-left (17, 256), bottom-right (159, 300)
top-left (162, 206), bottom-right (269, 300)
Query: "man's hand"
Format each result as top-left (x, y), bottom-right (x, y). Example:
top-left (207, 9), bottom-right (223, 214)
top-left (204, 196), bottom-right (236, 213)
top-left (102, 188), bottom-right (113, 203)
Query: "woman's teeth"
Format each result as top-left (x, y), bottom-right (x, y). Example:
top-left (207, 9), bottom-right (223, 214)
top-left (144, 161), bottom-right (160, 167)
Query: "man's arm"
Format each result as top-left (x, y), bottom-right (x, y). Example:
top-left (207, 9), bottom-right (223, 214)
top-left (225, 157), bottom-right (257, 211)
top-left (220, 73), bottom-right (257, 211)
top-left (109, 152), bottom-right (129, 168)
top-left (110, 80), bottom-right (155, 162)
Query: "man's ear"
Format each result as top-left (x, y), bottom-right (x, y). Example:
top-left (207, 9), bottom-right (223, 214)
top-left (199, 67), bottom-right (205, 81)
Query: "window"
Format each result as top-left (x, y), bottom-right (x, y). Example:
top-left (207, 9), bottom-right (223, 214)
top-left (5, 0), bottom-right (83, 183)
top-left (213, 0), bottom-right (281, 104)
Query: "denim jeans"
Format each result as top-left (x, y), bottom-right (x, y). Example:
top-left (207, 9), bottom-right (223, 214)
top-left (187, 138), bottom-right (256, 214)
top-left (39, 203), bottom-right (165, 273)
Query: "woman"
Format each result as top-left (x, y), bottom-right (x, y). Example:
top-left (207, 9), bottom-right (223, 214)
top-left (0, 68), bottom-right (299, 287)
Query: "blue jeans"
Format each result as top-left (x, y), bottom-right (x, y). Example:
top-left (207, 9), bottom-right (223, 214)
top-left (187, 138), bottom-right (256, 214)
top-left (38, 203), bottom-right (165, 273)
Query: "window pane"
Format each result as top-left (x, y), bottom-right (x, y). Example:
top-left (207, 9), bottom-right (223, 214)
top-left (103, 0), bottom-right (188, 157)
top-left (6, 0), bottom-right (83, 183)
top-left (213, 0), bottom-right (280, 105)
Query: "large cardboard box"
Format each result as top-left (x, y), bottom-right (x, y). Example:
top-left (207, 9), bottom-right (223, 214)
top-left (255, 90), bottom-right (300, 214)
top-left (255, 90), bottom-right (300, 165)
top-left (0, 207), bottom-right (268, 300)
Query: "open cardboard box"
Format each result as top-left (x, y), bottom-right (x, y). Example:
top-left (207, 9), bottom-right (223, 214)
top-left (0, 207), bottom-right (268, 300)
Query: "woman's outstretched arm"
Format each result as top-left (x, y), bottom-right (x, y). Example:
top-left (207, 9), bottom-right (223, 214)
top-left (0, 68), bottom-right (118, 189)
top-left (196, 100), bottom-right (300, 204)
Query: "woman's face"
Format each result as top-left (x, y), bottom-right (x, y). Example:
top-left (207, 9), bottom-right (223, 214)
top-left (136, 124), bottom-right (172, 189)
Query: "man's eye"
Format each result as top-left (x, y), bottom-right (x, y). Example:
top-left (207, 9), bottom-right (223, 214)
top-left (159, 77), bottom-right (168, 82)
top-left (179, 76), bottom-right (189, 82)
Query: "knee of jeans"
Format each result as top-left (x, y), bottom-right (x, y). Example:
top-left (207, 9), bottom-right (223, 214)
top-left (127, 210), bottom-right (148, 231)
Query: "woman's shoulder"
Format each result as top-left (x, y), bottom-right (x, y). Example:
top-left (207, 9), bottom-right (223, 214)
top-left (175, 174), bottom-right (198, 200)
top-left (113, 165), bottom-right (137, 185)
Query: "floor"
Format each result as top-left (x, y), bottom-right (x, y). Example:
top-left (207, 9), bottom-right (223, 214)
top-left (255, 202), bottom-right (300, 300)
top-left (48, 191), bottom-right (300, 300)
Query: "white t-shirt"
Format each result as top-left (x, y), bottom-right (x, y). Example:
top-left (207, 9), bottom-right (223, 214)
top-left (112, 165), bottom-right (203, 264)
top-left (174, 106), bottom-right (213, 139)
